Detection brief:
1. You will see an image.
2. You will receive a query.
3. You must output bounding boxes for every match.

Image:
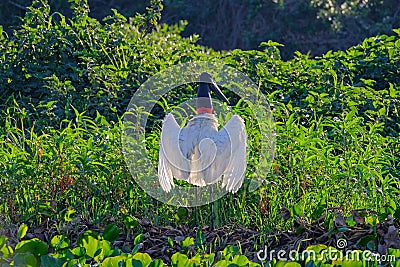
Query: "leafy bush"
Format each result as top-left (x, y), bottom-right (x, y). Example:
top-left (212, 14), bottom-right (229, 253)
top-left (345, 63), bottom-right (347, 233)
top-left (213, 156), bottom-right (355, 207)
top-left (0, 0), bottom-right (212, 127)
top-left (1, 0), bottom-right (399, 59)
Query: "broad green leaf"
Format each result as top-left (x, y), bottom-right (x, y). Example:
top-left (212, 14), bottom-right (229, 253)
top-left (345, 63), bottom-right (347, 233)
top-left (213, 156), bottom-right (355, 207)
top-left (231, 255), bottom-right (249, 266)
top-left (102, 255), bottom-right (127, 267)
top-left (40, 254), bottom-right (66, 267)
top-left (76, 233), bottom-right (112, 260)
top-left (131, 253), bottom-right (152, 267)
top-left (66, 247), bottom-right (86, 259)
top-left (171, 252), bottom-right (190, 267)
top-left (174, 207), bottom-right (188, 222)
top-left (13, 252), bottom-right (38, 267)
top-left (305, 244), bottom-right (328, 254)
top-left (103, 224), bottom-right (120, 242)
top-left (15, 238), bottom-right (48, 257)
top-left (51, 235), bottom-right (70, 250)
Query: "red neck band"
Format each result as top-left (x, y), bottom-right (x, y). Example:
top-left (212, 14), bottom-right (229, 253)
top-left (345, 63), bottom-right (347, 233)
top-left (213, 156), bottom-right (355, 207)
top-left (196, 107), bottom-right (213, 114)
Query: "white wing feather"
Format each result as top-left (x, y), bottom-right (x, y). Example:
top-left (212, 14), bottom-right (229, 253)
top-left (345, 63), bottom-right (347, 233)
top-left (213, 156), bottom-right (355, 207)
top-left (158, 114), bottom-right (185, 192)
top-left (218, 115), bottom-right (247, 193)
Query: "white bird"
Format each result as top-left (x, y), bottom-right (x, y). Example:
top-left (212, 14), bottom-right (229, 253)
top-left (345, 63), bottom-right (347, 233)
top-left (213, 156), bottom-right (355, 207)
top-left (158, 72), bottom-right (247, 194)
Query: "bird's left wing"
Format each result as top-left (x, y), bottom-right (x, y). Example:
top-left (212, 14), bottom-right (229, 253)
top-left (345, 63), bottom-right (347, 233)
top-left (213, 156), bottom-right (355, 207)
top-left (218, 115), bottom-right (247, 193)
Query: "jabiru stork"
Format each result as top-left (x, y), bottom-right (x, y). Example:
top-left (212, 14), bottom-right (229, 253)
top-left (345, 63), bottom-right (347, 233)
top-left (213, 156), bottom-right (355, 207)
top-left (158, 72), bottom-right (247, 227)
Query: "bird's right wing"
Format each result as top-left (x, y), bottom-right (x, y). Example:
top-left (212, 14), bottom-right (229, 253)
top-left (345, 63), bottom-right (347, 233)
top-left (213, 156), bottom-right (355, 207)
top-left (158, 114), bottom-right (186, 192)
top-left (218, 115), bottom-right (247, 193)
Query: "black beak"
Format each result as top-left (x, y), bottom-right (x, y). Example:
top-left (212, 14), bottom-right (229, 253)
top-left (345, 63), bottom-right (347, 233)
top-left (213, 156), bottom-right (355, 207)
top-left (199, 72), bottom-right (230, 105)
top-left (209, 81), bottom-right (230, 105)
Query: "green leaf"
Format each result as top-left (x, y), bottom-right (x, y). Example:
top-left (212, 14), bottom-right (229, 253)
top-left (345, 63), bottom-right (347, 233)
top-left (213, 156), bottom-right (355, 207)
top-left (17, 224), bottom-right (28, 239)
top-left (103, 224), bottom-right (120, 242)
top-left (50, 235), bottom-right (70, 250)
top-left (179, 237), bottom-right (194, 249)
top-left (0, 244), bottom-right (14, 259)
top-left (311, 200), bottom-right (326, 220)
top-left (13, 252), bottom-right (38, 267)
top-left (356, 235), bottom-right (376, 248)
top-left (76, 232), bottom-right (112, 260)
top-left (40, 254), bottom-right (66, 267)
top-left (124, 216), bottom-right (140, 229)
top-left (260, 40), bottom-right (284, 47)
top-left (134, 233), bottom-right (145, 246)
top-left (15, 238), bottom-right (48, 257)
top-left (171, 252), bottom-right (190, 267)
top-left (131, 252), bottom-right (152, 267)
top-left (174, 207), bottom-right (188, 222)
top-left (213, 260), bottom-right (230, 267)
top-left (305, 244), bottom-right (328, 254)
top-left (131, 243), bottom-right (142, 255)
top-left (231, 255), bottom-right (249, 266)
top-left (275, 261), bottom-right (288, 267)
top-left (388, 83), bottom-right (397, 98)
top-left (0, 236), bottom-right (7, 247)
top-left (149, 259), bottom-right (164, 267)
top-left (332, 259), bottom-right (363, 267)
top-left (222, 245), bottom-right (240, 260)
top-left (293, 203), bottom-right (304, 217)
top-left (388, 248), bottom-right (400, 258)
top-left (66, 247), bottom-right (86, 259)
top-left (346, 216), bottom-right (356, 227)
top-left (168, 237), bottom-right (174, 248)
top-left (64, 208), bottom-right (76, 222)
top-left (102, 255), bottom-right (127, 267)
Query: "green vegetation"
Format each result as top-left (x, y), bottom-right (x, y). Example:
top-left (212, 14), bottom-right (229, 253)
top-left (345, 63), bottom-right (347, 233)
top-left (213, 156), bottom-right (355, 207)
top-left (1, 224), bottom-right (400, 266)
top-left (0, 0), bottom-right (399, 265)
top-left (1, 223), bottom-right (261, 266)
top-left (1, 0), bottom-right (399, 58)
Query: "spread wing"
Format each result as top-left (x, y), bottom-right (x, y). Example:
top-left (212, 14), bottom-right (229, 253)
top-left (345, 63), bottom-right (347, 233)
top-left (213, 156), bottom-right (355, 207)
top-left (217, 115), bottom-right (247, 193)
top-left (158, 114), bottom-right (187, 192)
top-left (158, 114), bottom-right (219, 191)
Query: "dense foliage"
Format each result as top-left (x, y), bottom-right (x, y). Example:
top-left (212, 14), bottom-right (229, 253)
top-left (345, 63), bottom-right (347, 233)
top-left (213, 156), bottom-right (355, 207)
top-left (0, 0), bottom-right (399, 265)
top-left (1, 0), bottom-right (399, 58)
top-left (1, 223), bottom-right (400, 266)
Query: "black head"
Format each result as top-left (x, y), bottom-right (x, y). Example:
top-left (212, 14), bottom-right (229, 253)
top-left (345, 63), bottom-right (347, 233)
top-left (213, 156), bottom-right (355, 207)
top-left (198, 72), bottom-right (230, 104)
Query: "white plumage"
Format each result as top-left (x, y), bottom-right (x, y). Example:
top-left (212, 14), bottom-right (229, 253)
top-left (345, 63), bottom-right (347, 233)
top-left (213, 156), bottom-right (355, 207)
top-left (158, 112), bottom-right (247, 193)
